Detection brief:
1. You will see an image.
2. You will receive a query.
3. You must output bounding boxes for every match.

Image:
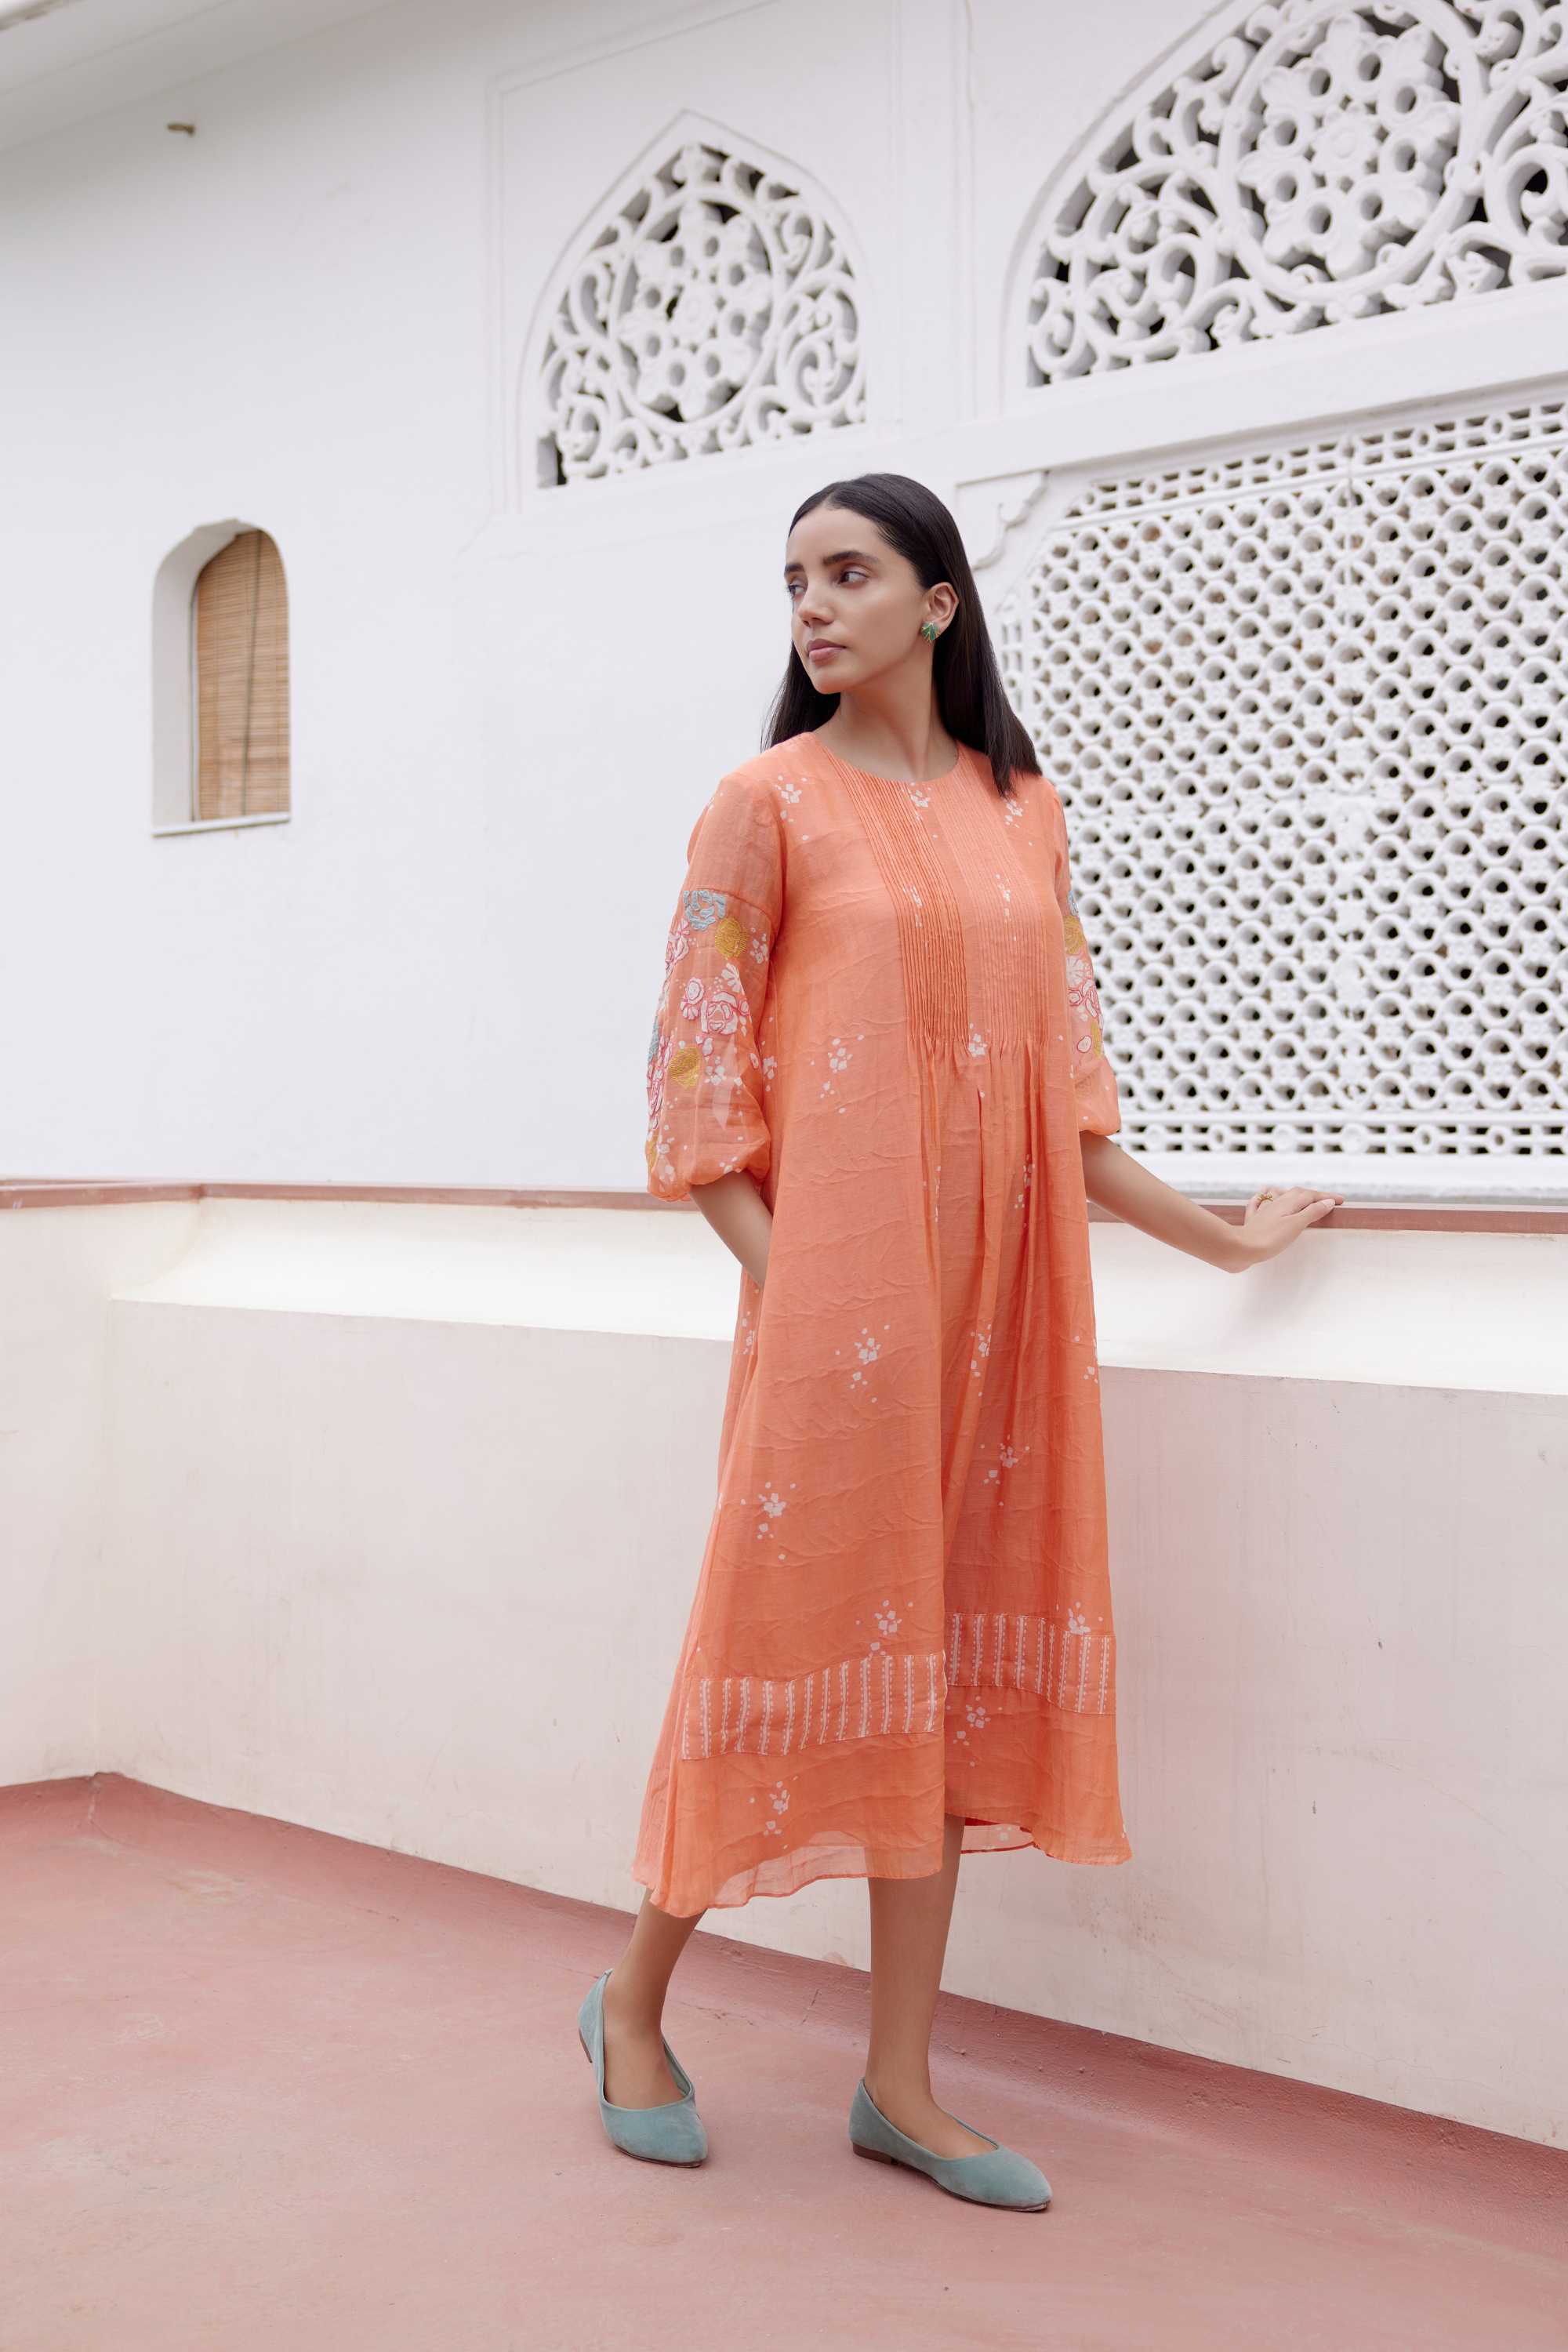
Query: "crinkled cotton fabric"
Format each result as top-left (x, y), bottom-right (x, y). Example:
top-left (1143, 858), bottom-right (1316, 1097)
top-left (637, 735), bottom-right (1130, 1915)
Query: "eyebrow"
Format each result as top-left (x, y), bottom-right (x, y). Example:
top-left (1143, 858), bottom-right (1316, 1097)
top-left (782, 548), bottom-right (880, 575)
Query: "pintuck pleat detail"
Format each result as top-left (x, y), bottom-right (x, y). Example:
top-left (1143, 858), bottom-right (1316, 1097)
top-left (828, 750), bottom-right (1054, 1057)
top-left (831, 758), bottom-right (974, 1050)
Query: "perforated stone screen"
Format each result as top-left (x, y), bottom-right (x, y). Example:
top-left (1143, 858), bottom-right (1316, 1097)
top-left (1023, 0), bottom-right (1568, 385)
top-left (998, 400), bottom-right (1567, 1156)
top-left (536, 140), bottom-right (864, 485)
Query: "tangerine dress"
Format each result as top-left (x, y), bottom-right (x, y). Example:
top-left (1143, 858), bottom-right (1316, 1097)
top-left (637, 735), bottom-right (1130, 1916)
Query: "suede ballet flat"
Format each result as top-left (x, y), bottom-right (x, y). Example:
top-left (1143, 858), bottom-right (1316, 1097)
top-left (578, 1972), bottom-right (707, 2166)
top-left (849, 2078), bottom-right (1050, 2210)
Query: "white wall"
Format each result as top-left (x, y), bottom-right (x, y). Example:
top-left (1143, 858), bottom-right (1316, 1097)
top-left (4, 0), bottom-right (1565, 1191)
top-left (3, 1196), bottom-right (1556, 2145)
top-left (0, 1200), bottom-right (196, 1785)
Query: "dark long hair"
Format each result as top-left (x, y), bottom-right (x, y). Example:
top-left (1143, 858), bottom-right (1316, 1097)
top-left (764, 472), bottom-right (1039, 797)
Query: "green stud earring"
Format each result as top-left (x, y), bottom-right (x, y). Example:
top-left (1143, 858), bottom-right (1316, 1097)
top-left (920, 622), bottom-right (939, 642)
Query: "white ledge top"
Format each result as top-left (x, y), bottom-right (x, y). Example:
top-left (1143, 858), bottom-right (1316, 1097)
top-left (104, 1196), bottom-right (1568, 1398)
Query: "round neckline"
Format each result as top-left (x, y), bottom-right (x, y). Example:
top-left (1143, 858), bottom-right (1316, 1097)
top-left (815, 736), bottom-right (969, 789)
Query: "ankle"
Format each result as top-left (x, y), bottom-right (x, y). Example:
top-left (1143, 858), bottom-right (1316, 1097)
top-left (864, 2068), bottom-right (930, 2114)
top-left (603, 1968), bottom-right (664, 2036)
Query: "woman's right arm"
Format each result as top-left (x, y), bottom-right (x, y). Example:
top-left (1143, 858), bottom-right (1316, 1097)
top-left (691, 1171), bottom-right (772, 1290)
top-left (647, 771), bottom-right (784, 1231)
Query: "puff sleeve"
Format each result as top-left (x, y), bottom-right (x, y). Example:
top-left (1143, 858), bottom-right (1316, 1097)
top-left (1044, 783), bottom-right (1121, 1137)
top-left (645, 771), bottom-right (785, 1201)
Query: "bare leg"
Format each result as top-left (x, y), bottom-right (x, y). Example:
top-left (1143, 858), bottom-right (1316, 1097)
top-left (863, 1815), bottom-right (991, 2159)
top-left (599, 1895), bottom-right (704, 2109)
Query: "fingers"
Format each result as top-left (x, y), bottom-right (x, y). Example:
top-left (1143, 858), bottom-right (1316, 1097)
top-left (1247, 1186), bottom-right (1342, 1218)
top-left (1252, 1190), bottom-right (1345, 1253)
top-left (1268, 1194), bottom-right (1341, 1242)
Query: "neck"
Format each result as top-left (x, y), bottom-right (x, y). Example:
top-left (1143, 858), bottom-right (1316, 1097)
top-left (816, 669), bottom-right (958, 783)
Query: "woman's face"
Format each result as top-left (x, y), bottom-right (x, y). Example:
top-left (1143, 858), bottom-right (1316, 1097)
top-left (784, 506), bottom-right (956, 694)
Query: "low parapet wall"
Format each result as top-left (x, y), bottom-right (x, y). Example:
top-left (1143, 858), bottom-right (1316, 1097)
top-left (2, 1189), bottom-right (1563, 2145)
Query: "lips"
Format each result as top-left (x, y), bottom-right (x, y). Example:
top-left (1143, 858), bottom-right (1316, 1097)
top-left (807, 640), bottom-right (844, 663)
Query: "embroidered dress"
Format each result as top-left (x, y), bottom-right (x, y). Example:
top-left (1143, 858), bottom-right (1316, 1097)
top-left (637, 735), bottom-right (1129, 1915)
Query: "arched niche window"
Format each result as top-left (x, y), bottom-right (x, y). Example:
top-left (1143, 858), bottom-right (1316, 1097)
top-left (151, 521), bottom-right (292, 833)
top-left (193, 531), bottom-right (289, 820)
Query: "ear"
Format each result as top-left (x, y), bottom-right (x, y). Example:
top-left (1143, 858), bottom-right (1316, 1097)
top-left (926, 582), bottom-right (960, 630)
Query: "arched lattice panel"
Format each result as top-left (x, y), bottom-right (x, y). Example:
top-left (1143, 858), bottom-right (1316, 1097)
top-left (1022, 0), bottom-right (1568, 385)
top-left (533, 134), bottom-right (865, 485)
top-left (998, 397), bottom-right (1567, 1156)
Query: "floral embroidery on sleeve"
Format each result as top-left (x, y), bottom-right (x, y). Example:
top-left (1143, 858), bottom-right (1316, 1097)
top-left (1062, 891), bottom-right (1104, 1063)
top-left (647, 900), bottom-right (773, 1193)
top-left (645, 771), bottom-right (784, 1196)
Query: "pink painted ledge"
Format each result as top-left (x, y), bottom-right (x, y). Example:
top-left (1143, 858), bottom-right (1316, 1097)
top-left (0, 1180), bottom-right (696, 1214)
top-left (2, 1178), bottom-right (1565, 1236)
top-left (4, 1771), bottom-right (1564, 2259)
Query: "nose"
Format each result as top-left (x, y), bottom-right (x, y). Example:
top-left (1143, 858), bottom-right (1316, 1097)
top-left (795, 574), bottom-right (833, 630)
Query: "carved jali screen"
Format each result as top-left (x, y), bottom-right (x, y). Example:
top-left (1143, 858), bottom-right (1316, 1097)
top-left (537, 140), bottom-right (864, 484)
top-left (999, 401), bottom-right (1567, 1156)
top-left (1025, 0), bottom-right (1568, 383)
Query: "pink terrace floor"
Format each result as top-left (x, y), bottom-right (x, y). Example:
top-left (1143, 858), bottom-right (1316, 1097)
top-left (2, 1779), bottom-right (1563, 2352)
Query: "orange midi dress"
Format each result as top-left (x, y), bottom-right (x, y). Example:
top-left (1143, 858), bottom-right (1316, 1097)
top-left (637, 734), bottom-right (1131, 1916)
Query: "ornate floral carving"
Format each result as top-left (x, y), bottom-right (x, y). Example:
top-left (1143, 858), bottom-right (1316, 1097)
top-left (1025, 1), bottom-right (1568, 383)
top-left (536, 140), bottom-right (864, 484)
top-left (999, 399), bottom-right (1568, 1154)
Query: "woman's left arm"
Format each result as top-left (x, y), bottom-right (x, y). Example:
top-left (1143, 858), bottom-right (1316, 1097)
top-left (1080, 1134), bottom-right (1341, 1273)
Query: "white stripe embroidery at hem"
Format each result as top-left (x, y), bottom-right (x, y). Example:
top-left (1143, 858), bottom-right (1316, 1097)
top-left (682, 1647), bottom-right (946, 1762)
top-left (946, 1608), bottom-right (1115, 1718)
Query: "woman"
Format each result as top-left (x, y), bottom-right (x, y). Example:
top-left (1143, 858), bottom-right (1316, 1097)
top-left (578, 474), bottom-right (1338, 2209)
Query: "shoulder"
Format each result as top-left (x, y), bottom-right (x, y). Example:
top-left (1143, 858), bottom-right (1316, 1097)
top-left (984, 762), bottom-right (1070, 872)
top-left (978, 758), bottom-right (1063, 817)
top-left (961, 749), bottom-right (1060, 815)
top-left (1011, 765), bottom-right (1067, 834)
top-left (684, 748), bottom-right (815, 884)
top-left (720, 737), bottom-right (822, 800)
top-left (687, 739), bottom-right (818, 851)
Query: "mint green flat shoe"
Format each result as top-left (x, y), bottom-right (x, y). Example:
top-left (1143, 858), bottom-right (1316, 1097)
top-left (849, 2079), bottom-right (1049, 2210)
top-left (578, 1972), bottom-right (707, 2166)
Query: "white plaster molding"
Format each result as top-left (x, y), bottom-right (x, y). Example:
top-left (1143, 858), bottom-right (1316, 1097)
top-left (0, 0), bottom-right (401, 154)
top-left (0, 0), bottom-right (82, 31)
top-left (487, 0), bottom-right (775, 97)
top-left (151, 813), bottom-right (291, 840)
top-left (954, 467), bottom-right (1050, 578)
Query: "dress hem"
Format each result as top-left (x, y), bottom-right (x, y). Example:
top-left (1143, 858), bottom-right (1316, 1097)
top-left (634, 1820), bottom-right (1132, 1915)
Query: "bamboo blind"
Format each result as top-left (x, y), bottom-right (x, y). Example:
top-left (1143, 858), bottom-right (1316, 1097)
top-left (194, 531), bottom-right (290, 820)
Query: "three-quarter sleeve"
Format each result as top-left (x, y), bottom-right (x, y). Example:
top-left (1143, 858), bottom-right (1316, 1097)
top-left (1044, 782), bottom-right (1121, 1137)
top-left (646, 771), bottom-right (785, 1201)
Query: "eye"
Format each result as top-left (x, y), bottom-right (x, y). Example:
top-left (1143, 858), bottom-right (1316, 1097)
top-left (839, 566), bottom-right (869, 584)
